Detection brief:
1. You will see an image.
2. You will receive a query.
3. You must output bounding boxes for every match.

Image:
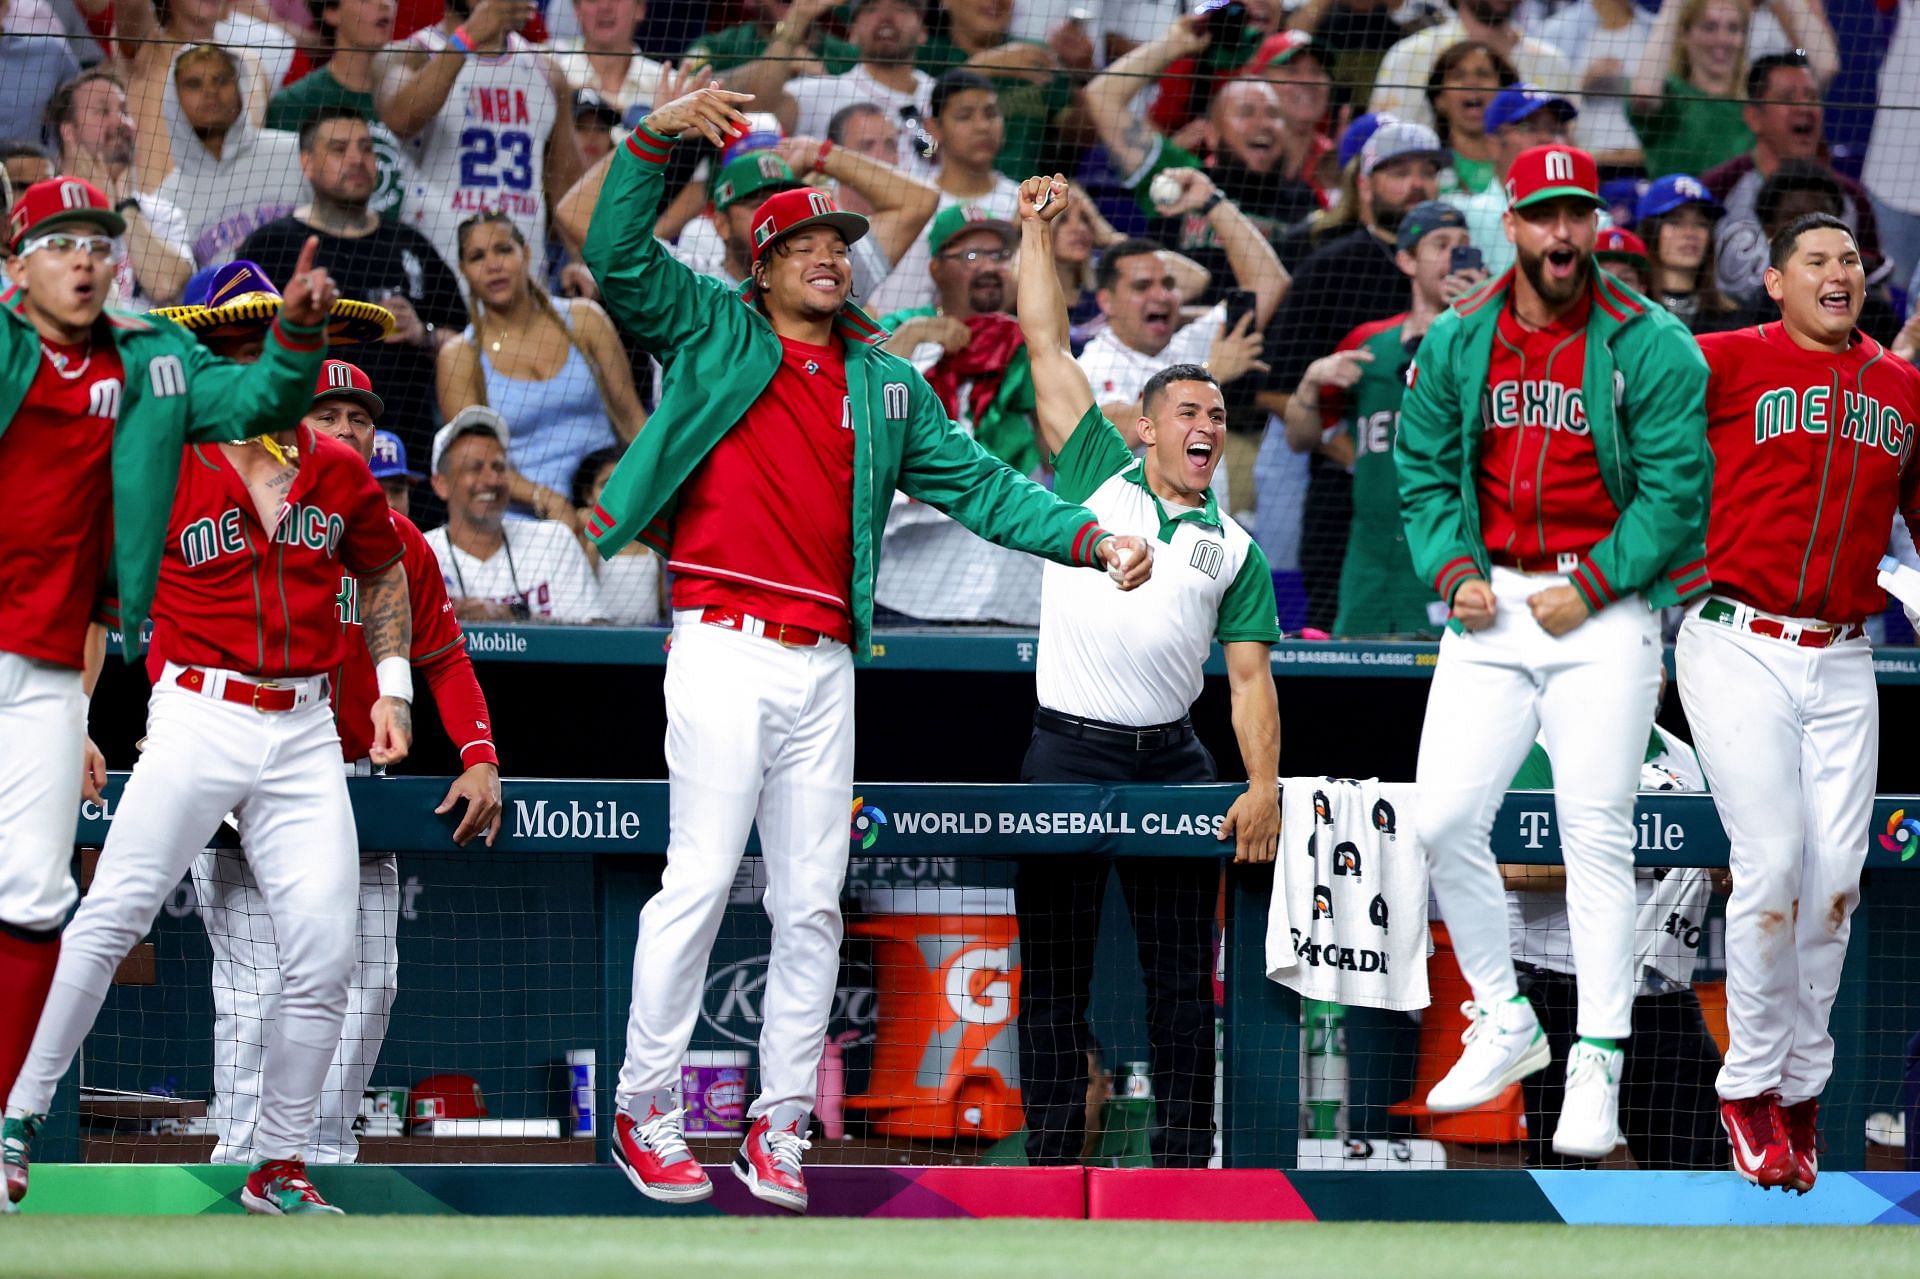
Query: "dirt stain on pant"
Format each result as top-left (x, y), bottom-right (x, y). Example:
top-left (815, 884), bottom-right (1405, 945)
top-left (1827, 893), bottom-right (1851, 934)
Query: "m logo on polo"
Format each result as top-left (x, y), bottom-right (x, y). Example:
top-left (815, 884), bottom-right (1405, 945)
top-left (883, 381), bottom-right (909, 420)
top-left (87, 378), bottom-right (122, 420)
top-left (1543, 150), bottom-right (1575, 183)
top-left (1189, 539), bottom-right (1223, 580)
top-left (148, 355), bottom-right (186, 398)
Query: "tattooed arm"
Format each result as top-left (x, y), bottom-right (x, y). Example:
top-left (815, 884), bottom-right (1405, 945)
top-left (1084, 16), bottom-right (1212, 178)
top-left (362, 562), bottom-right (414, 766)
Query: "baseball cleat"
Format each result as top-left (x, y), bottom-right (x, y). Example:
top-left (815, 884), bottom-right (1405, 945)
top-left (2, 1111), bottom-right (43, 1206)
top-left (1550, 1043), bottom-right (1625, 1159)
top-left (1782, 1097), bottom-right (1821, 1194)
top-left (240, 1158), bottom-right (345, 1215)
top-left (733, 1104), bottom-right (811, 1214)
top-left (1721, 1093), bottom-right (1794, 1189)
top-left (612, 1092), bottom-right (712, 1203)
top-left (1425, 999), bottom-right (1550, 1113)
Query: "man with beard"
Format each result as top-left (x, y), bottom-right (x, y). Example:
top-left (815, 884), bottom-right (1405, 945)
top-left (1394, 144), bottom-right (1709, 1161)
top-left (267, 0), bottom-right (412, 225)
top-left (240, 108), bottom-right (469, 524)
top-left (1256, 119), bottom-right (1445, 631)
top-left (1370, 0), bottom-right (1576, 132)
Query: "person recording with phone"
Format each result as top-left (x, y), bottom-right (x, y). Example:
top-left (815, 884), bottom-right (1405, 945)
top-left (1283, 202), bottom-right (1487, 638)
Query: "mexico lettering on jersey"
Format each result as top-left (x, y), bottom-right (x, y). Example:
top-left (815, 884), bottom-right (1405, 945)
top-left (1697, 323), bottom-right (1920, 622)
top-left (333, 510), bottom-right (497, 767)
top-left (404, 30), bottom-right (557, 279)
top-left (146, 428), bottom-right (405, 680)
top-left (1476, 295), bottom-right (1619, 563)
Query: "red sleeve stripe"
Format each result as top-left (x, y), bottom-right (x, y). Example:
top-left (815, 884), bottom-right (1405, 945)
top-left (592, 503), bottom-right (616, 530)
top-left (1579, 557), bottom-right (1617, 606)
top-left (637, 527), bottom-right (670, 555)
top-left (1666, 559), bottom-right (1708, 584)
top-left (1434, 556), bottom-right (1478, 600)
top-left (626, 126), bottom-right (673, 164)
top-left (1070, 521), bottom-right (1099, 564)
top-left (270, 315), bottom-right (326, 352)
top-left (1670, 570), bottom-right (1712, 597)
top-left (1569, 572), bottom-right (1605, 614)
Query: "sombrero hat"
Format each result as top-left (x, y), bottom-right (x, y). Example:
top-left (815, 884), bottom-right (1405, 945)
top-left (153, 260), bottom-right (395, 345)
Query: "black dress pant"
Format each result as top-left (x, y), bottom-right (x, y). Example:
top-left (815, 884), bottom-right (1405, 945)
top-left (1014, 718), bottom-right (1220, 1167)
top-left (1518, 965), bottom-right (1726, 1169)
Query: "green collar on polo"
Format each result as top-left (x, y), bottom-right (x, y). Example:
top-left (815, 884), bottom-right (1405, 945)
top-left (1121, 460), bottom-right (1222, 543)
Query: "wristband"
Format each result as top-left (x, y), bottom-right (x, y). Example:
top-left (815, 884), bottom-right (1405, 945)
top-left (815, 138), bottom-right (834, 170)
top-left (114, 197), bottom-right (143, 217)
top-left (447, 25), bottom-right (474, 54)
top-left (376, 656), bottom-right (415, 704)
top-left (1197, 191), bottom-right (1226, 217)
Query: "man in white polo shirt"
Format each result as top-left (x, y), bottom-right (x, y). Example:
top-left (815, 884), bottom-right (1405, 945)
top-left (1012, 176), bottom-right (1283, 1169)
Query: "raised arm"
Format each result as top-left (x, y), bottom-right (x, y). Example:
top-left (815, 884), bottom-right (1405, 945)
top-left (376, 0), bottom-right (534, 139)
top-left (1084, 17), bottom-right (1212, 178)
top-left (777, 134), bottom-right (939, 268)
top-left (1147, 169), bottom-right (1287, 325)
top-left (1629, 0), bottom-right (1687, 105)
top-left (1769, 0), bottom-right (1841, 88)
top-left (1014, 175), bottom-right (1098, 459)
top-left (541, 56), bottom-right (588, 225)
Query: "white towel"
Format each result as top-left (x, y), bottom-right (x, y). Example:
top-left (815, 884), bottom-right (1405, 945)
top-left (1266, 779), bottom-right (1430, 1011)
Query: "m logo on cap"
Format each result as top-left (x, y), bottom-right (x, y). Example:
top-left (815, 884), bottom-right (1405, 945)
top-left (59, 181), bottom-right (89, 211)
top-left (807, 191), bottom-right (833, 217)
top-left (758, 154), bottom-right (784, 180)
top-left (325, 363), bottom-right (355, 389)
top-left (1544, 150), bottom-right (1575, 183)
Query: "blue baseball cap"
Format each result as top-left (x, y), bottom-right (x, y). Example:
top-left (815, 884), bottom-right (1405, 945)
top-left (1338, 112), bottom-right (1391, 171)
top-left (1484, 84), bottom-right (1578, 135)
top-left (1637, 174), bottom-right (1725, 222)
top-left (1601, 177), bottom-right (1650, 228)
top-left (368, 430), bottom-right (421, 482)
top-left (1396, 200), bottom-right (1469, 254)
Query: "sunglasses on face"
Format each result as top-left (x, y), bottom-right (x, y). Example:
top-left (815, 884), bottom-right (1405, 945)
top-left (20, 232), bottom-right (115, 260)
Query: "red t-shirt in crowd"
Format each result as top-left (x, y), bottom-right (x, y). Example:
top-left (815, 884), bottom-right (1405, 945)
top-left (333, 510), bottom-right (497, 767)
top-left (0, 338), bottom-right (125, 669)
top-left (669, 334), bottom-right (858, 642)
top-left (1477, 294), bottom-right (1620, 564)
top-left (147, 428), bottom-right (405, 680)
top-left (1697, 322), bottom-right (1920, 623)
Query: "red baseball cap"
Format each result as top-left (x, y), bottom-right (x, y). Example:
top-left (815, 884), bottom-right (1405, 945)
top-left (748, 186), bottom-right (868, 266)
top-left (8, 176), bottom-right (125, 252)
top-left (1243, 30), bottom-right (1316, 77)
top-left (1504, 145), bottom-right (1604, 212)
top-left (312, 359), bottom-right (384, 419)
top-left (1594, 227), bottom-right (1650, 268)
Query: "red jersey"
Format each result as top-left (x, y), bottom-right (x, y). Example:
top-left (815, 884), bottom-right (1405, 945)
top-left (669, 335), bottom-right (857, 641)
top-left (1697, 323), bottom-right (1920, 623)
top-left (1477, 295), bottom-right (1620, 563)
top-left (333, 511), bottom-right (498, 768)
top-left (0, 338), bottom-right (125, 668)
top-left (147, 427), bottom-right (405, 679)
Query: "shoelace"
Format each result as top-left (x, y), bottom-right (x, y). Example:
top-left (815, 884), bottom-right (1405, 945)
top-left (764, 1125), bottom-right (812, 1177)
top-left (638, 1106), bottom-right (694, 1166)
top-left (1564, 1046), bottom-right (1613, 1088)
top-left (1456, 1000), bottom-right (1492, 1047)
top-left (1742, 1095), bottom-right (1784, 1146)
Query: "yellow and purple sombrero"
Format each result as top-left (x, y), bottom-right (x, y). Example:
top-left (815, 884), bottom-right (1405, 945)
top-left (153, 260), bottom-right (395, 346)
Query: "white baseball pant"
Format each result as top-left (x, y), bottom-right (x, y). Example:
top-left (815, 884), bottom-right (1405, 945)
top-left (192, 844), bottom-right (400, 1164)
top-left (1415, 567), bottom-right (1662, 1040)
top-left (5, 666), bottom-right (359, 1163)
top-left (1675, 603), bottom-right (1876, 1104)
top-left (616, 611), bottom-right (854, 1120)
top-left (0, 652), bottom-right (85, 931)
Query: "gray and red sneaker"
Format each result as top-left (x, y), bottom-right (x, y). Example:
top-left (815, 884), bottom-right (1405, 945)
top-left (1782, 1097), bottom-right (1821, 1194)
top-left (612, 1091), bottom-right (712, 1203)
top-left (733, 1105), bottom-right (811, 1214)
top-left (2, 1111), bottom-right (42, 1206)
top-left (1721, 1093), bottom-right (1794, 1189)
top-left (240, 1158), bottom-right (344, 1215)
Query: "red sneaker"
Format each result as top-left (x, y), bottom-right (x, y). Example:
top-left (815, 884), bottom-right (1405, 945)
top-left (1720, 1093), bottom-right (1794, 1189)
top-left (240, 1158), bottom-right (343, 1215)
top-left (1782, 1098), bottom-right (1820, 1194)
top-left (733, 1105), bottom-right (811, 1214)
top-left (613, 1092), bottom-right (712, 1203)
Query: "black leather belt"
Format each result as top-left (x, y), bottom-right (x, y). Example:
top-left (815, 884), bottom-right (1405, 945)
top-left (1034, 707), bottom-right (1194, 751)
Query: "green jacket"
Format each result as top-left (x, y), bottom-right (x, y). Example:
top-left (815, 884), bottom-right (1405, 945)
top-left (1394, 267), bottom-right (1711, 622)
top-left (0, 299), bottom-right (328, 656)
top-left (583, 126), bottom-right (1114, 661)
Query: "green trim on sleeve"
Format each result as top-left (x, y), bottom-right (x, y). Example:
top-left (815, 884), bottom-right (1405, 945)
top-left (1050, 404), bottom-right (1135, 506)
top-left (1215, 539), bottom-right (1282, 644)
top-left (1510, 743), bottom-right (1554, 790)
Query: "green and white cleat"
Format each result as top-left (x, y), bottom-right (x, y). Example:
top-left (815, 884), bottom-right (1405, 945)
top-left (2, 1111), bottom-right (43, 1207)
top-left (240, 1159), bottom-right (345, 1216)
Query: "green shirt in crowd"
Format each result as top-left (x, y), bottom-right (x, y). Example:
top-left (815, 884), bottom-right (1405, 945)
top-left (265, 69), bottom-right (408, 224)
top-left (686, 22), bottom-right (861, 74)
top-left (1628, 75), bottom-right (1753, 181)
top-left (915, 34), bottom-right (1072, 182)
top-left (1442, 150), bottom-right (1495, 198)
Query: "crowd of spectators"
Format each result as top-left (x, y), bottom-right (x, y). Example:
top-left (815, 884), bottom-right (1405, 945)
top-left (3, 0), bottom-right (1920, 638)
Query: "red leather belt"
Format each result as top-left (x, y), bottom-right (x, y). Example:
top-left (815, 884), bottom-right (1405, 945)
top-left (175, 667), bottom-right (312, 712)
top-left (700, 607), bottom-right (825, 648)
top-left (1489, 550), bottom-right (1581, 574)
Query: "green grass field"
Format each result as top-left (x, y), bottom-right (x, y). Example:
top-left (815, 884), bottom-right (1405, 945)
top-left (4, 1218), bottom-right (1915, 1279)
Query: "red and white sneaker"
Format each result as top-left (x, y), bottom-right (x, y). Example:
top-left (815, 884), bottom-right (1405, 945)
top-left (240, 1159), bottom-right (344, 1215)
top-left (1721, 1093), bottom-right (1794, 1189)
top-left (733, 1105), bottom-right (811, 1214)
top-left (612, 1092), bottom-right (712, 1203)
top-left (1782, 1097), bottom-right (1820, 1194)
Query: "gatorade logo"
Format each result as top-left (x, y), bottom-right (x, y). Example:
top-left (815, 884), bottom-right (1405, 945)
top-left (1370, 894), bottom-right (1390, 933)
top-left (1371, 798), bottom-right (1398, 837)
top-left (1333, 842), bottom-right (1362, 878)
top-left (1313, 885), bottom-right (1334, 920)
top-left (1543, 150), bottom-right (1575, 183)
top-left (945, 943), bottom-right (1014, 1026)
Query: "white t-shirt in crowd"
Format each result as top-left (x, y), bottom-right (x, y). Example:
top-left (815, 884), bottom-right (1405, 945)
top-left (595, 549), bottom-right (664, 625)
top-left (1075, 302), bottom-right (1232, 510)
top-left (425, 520), bottom-right (608, 623)
top-left (1538, 1), bottom-right (1655, 160)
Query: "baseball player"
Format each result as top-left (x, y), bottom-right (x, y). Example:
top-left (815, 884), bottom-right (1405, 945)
top-left (0, 179), bottom-right (330, 1213)
top-left (1395, 144), bottom-right (1711, 1159)
top-left (4, 302), bottom-right (414, 1214)
top-left (581, 85), bottom-right (1152, 1214)
top-left (181, 351), bottom-right (504, 1166)
top-left (1682, 212), bottom-right (1920, 1193)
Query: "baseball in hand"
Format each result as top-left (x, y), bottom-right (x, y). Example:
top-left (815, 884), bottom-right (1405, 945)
top-left (1149, 172), bottom-right (1184, 211)
top-left (1108, 545), bottom-right (1137, 585)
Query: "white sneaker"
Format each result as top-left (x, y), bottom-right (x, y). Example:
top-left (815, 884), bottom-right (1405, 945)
top-left (1426, 999), bottom-right (1550, 1112)
top-left (1551, 1042), bottom-right (1625, 1159)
